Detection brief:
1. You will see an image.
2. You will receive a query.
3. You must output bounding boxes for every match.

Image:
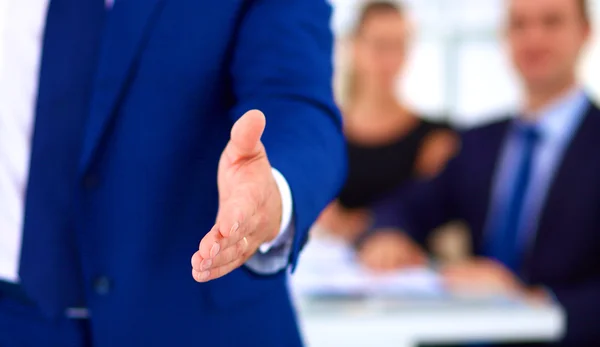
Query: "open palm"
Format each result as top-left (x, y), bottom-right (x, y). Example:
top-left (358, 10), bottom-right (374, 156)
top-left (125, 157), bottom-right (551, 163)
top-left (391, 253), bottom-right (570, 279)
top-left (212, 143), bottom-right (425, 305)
top-left (191, 110), bottom-right (282, 282)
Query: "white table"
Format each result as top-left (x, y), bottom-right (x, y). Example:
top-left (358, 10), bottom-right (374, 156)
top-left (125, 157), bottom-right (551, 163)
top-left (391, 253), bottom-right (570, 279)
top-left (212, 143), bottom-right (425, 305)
top-left (292, 235), bottom-right (566, 346)
top-left (296, 297), bottom-right (565, 347)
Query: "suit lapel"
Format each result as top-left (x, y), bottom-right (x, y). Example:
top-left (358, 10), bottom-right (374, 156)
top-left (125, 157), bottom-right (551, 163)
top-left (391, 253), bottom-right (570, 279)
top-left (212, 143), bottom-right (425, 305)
top-left (79, 0), bottom-right (166, 175)
top-left (522, 102), bottom-right (599, 280)
top-left (472, 120), bottom-right (511, 249)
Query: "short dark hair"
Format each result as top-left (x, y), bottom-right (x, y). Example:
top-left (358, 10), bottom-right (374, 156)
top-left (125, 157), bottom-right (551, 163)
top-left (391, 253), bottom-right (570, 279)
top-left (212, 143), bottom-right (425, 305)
top-left (353, 1), bottom-right (404, 36)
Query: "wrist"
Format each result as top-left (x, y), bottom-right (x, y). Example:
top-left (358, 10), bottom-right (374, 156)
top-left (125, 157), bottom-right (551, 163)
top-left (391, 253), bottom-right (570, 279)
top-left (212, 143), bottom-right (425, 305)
top-left (261, 167), bottom-right (291, 249)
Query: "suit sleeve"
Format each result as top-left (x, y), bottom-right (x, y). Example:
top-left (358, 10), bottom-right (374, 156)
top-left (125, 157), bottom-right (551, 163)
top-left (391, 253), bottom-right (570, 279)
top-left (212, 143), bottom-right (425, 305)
top-left (549, 278), bottom-right (600, 344)
top-left (229, 0), bottom-right (346, 271)
top-left (368, 155), bottom-right (460, 247)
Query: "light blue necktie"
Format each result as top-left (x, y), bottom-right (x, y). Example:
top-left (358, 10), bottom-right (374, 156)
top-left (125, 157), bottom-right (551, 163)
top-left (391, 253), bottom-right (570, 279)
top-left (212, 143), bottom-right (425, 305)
top-left (485, 125), bottom-right (541, 272)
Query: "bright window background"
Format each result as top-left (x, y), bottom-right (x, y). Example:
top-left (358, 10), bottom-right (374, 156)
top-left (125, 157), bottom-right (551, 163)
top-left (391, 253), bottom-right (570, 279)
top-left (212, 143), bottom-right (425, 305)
top-left (331, 0), bottom-right (600, 128)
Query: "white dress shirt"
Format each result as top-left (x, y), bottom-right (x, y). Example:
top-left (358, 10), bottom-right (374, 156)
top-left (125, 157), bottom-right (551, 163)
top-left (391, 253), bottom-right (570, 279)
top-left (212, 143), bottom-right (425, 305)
top-left (0, 0), bottom-right (293, 284)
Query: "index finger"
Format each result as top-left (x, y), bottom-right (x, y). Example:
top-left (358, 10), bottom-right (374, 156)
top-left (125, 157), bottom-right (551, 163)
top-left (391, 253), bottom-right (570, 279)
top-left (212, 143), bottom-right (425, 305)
top-left (198, 202), bottom-right (252, 259)
top-left (197, 224), bottom-right (225, 260)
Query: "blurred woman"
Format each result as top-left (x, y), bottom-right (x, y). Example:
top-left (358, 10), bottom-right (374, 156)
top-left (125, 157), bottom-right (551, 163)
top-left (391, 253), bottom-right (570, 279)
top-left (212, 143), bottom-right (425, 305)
top-left (317, 1), bottom-right (457, 244)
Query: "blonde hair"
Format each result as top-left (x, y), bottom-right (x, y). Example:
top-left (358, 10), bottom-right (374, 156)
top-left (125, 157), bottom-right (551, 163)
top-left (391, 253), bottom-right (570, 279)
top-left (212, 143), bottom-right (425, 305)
top-left (579, 0), bottom-right (590, 24)
top-left (341, 1), bottom-right (405, 107)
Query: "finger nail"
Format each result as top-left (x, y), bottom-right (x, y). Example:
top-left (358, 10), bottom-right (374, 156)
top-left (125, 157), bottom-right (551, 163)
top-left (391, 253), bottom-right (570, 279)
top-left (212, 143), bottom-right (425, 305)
top-left (210, 243), bottom-right (220, 258)
top-left (198, 271), bottom-right (210, 282)
top-left (230, 222), bottom-right (240, 236)
top-left (201, 258), bottom-right (213, 271)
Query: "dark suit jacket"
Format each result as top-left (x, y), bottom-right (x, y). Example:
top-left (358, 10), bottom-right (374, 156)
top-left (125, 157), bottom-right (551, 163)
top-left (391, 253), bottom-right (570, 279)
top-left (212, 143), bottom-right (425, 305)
top-left (20, 1), bottom-right (345, 346)
top-left (374, 103), bottom-right (600, 346)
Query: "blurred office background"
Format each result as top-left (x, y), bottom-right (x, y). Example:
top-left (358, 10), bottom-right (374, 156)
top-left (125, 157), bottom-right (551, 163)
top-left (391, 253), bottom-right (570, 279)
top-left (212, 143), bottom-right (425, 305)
top-left (331, 0), bottom-right (600, 127)
top-left (0, 1), bottom-right (596, 346)
top-left (293, 1), bottom-right (600, 346)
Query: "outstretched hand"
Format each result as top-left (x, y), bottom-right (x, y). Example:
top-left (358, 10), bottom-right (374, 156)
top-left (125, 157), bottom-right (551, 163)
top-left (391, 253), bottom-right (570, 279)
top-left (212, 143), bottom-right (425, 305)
top-left (191, 110), bottom-right (282, 282)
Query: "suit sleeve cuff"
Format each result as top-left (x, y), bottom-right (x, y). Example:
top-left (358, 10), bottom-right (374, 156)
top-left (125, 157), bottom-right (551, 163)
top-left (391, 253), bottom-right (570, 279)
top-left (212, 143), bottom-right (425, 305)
top-left (258, 168), bottom-right (294, 253)
top-left (244, 168), bottom-right (295, 275)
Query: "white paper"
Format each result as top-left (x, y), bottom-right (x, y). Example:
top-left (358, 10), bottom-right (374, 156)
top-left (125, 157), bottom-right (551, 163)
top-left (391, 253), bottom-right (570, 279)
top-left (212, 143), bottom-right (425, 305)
top-left (290, 235), bottom-right (444, 298)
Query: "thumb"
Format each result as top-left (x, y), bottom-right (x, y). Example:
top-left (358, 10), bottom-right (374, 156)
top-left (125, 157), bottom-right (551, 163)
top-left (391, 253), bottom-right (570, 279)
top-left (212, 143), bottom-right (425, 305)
top-left (228, 109), bottom-right (266, 160)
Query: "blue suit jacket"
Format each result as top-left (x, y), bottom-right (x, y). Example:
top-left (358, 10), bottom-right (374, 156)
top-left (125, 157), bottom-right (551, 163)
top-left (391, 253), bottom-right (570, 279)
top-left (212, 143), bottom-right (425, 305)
top-left (29, 1), bottom-right (344, 346)
top-left (374, 104), bottom-right (600, 346)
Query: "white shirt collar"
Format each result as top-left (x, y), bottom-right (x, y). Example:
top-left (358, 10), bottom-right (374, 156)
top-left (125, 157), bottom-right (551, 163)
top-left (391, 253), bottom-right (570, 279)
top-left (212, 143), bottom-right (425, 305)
top-left (518, 87), bottom-right (589, 144)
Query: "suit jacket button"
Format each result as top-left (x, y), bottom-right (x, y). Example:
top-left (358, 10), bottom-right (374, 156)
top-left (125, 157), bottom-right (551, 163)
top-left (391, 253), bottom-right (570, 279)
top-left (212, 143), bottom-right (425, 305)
top-left (83, 175), bottom-right (99, 189)
top-left (94, 276), bottom-right (111, 296)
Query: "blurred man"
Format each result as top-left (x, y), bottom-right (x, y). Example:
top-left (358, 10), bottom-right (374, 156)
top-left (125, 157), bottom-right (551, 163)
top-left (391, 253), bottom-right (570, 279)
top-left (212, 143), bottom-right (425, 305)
top-left (0, 1), bottom-right (345, 346)
top-left (359, 0), bottom-right (599, 345)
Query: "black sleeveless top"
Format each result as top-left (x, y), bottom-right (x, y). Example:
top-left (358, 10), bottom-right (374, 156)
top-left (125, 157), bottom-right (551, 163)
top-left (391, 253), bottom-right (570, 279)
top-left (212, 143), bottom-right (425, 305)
top-left (338, 120), bottom-right (448, 209)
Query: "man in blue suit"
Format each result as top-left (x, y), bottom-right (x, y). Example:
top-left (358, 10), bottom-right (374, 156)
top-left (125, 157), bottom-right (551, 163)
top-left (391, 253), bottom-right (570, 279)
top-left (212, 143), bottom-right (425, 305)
top-left (0, 0), bottom-right (345, 346)
top-left (359, 0), bottom-right (599, 345)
